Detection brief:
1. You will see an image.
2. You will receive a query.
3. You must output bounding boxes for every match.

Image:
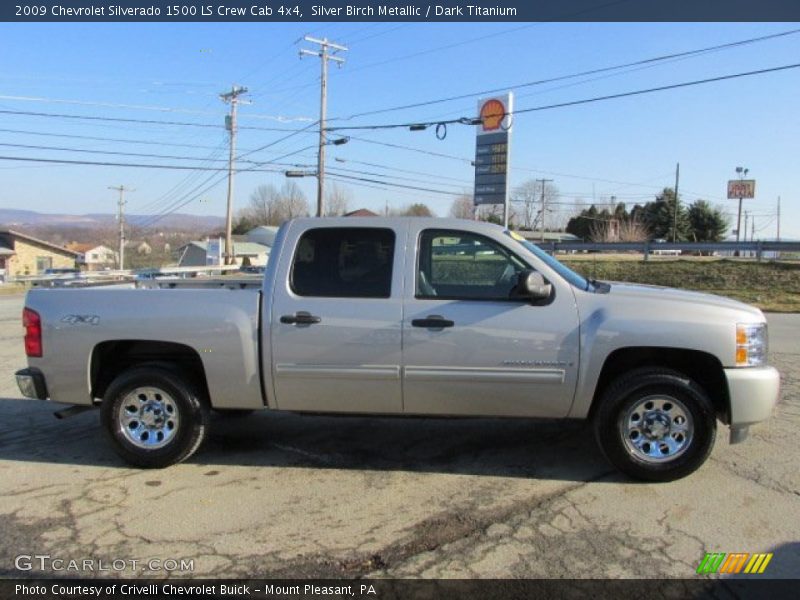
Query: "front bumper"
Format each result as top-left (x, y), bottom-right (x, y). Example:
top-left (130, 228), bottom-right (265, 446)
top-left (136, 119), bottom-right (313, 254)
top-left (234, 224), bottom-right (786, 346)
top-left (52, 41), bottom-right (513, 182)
top-left (15, 368), bottom-right (48, 400)
top-left (724, 366), bottom-right (780, 428)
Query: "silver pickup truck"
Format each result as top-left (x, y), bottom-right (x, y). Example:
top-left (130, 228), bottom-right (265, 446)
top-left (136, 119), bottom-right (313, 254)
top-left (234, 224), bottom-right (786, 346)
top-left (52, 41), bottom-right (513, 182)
top-left (15, 218), bottom-right (780, 481)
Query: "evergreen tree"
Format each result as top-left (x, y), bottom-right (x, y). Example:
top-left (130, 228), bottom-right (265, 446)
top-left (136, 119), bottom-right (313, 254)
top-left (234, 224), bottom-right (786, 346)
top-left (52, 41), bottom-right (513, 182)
top-left (688, 199), bottom-right (729, 242)
top-left (640, 188), bottom-right (690, 240)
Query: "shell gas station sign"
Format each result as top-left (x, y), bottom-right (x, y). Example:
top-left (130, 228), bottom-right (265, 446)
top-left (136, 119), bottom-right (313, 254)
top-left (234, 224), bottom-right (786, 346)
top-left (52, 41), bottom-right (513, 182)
top-left (474, 93), bottom-right (513, 213)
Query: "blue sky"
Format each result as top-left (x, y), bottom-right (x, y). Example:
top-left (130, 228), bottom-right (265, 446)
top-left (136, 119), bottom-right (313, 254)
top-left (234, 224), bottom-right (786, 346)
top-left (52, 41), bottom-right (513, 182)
top-left (0, 21), bottom-right (797, 238)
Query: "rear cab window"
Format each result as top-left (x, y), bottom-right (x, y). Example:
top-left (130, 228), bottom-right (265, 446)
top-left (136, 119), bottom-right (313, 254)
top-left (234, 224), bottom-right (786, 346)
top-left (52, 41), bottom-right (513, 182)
top-left (290, 227), bottom-right (395, 298)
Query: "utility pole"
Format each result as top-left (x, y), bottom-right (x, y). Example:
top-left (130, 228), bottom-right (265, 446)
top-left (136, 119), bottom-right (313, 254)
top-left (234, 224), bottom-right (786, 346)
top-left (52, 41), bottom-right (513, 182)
top-left (536, 179), bottom-right (554, 241)
top-left (300, 36), bottom-right (347, 217)
top-left (672, 162), bottom-right (680, 242)
top-left (108, 185), bottom-right (132, 270)
top-left (733, 166), bottom-right (749, 256)
top-left (744, 210), bottom-right (749, 255)
top-left (220, 84), bottom-right (248, 265)
top-left (777, 196), bottom-right (781, 241)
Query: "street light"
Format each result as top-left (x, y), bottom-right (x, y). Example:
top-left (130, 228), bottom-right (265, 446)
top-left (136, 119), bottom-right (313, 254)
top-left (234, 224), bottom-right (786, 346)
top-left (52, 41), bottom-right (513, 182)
top-left (284, 170), bottom-right (317, 178)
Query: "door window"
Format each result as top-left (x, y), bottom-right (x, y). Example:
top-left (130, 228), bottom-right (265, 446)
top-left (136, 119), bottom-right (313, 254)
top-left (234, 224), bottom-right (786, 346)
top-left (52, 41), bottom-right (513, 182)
top-left (291, 228), bottom-right (395, 298)
top-left (417, 230), bottom-right (528, 300)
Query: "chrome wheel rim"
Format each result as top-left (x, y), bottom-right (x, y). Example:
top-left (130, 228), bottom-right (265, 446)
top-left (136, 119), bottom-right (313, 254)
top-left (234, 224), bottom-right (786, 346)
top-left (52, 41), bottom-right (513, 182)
top-left (118, 387), bottom-right (179, 450)
top-left (620, 395), bottom-right (693, 463)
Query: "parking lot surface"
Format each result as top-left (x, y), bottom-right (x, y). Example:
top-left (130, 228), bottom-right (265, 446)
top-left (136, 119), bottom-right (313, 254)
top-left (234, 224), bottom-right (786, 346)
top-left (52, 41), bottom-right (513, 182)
top-left (0, 293), bottom-right (798, 579)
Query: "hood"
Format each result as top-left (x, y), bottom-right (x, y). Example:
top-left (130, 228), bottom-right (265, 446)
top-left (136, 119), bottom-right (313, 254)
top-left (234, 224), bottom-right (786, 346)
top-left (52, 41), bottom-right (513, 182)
top-left (605, 282), bottom-right (764, 319)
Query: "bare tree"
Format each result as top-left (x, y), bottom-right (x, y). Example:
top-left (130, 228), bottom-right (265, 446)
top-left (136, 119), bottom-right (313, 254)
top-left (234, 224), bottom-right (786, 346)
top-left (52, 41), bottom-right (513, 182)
top-left (247, 184), bottom-right (283, 225)
top-left (589, 219), bottom-right (616, 242)
top-left (325, 183), bottom-right (352, 216)
top-left (449, 194), bottom-right (475, 219)
top-left (618, 218), bottom-right (650, 242)
top-left (280, 181), bottom-right (309, 220)
top-left (510, 179), bottom-right (561, 230)
top-left (510, 180), bottom-right (538, 230)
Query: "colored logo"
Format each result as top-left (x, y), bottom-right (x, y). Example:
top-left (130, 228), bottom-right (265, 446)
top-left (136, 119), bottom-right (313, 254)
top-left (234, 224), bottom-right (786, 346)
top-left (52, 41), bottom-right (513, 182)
top-left (479, 99), bottom-right (506, 132)
top-left (696, 552), bottom-right (773, 574)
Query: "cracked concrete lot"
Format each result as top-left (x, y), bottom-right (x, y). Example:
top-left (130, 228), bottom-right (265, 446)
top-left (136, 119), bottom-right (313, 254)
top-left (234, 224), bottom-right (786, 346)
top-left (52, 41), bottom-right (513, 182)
top-left (0, 294), bottom-right (798, 579)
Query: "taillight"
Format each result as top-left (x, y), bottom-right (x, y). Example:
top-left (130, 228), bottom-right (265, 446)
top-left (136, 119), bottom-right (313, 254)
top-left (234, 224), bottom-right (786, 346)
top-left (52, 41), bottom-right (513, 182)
top-left (23, 308), bottom-right (42, 357)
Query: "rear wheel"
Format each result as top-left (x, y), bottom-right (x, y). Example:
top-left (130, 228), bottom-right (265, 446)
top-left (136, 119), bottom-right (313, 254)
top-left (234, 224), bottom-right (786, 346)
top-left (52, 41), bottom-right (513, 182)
top-left (593, 367), bottom-right (717, 482)
top-left (101, 366), bottom-right (209, 468)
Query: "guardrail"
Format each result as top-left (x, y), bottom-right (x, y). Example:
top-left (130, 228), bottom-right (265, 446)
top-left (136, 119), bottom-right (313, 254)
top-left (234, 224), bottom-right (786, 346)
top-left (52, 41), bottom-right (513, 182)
top-left (534, 240), bottom-right (800, 261)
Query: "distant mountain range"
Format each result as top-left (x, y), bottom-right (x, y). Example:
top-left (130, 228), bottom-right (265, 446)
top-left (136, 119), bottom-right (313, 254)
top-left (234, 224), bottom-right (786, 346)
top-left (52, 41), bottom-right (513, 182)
top-left (0, 209), bottom-right (225, 231)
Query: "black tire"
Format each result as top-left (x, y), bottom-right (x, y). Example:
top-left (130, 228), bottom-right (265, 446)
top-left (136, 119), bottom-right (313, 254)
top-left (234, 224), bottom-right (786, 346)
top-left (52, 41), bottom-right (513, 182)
top-left (101, 366), bottom-right (209, 468)
top-left (593, 367), bottom-right (717, 482)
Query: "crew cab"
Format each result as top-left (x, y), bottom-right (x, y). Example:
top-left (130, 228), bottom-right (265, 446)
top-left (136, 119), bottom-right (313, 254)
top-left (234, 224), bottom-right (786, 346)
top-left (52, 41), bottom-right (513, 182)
top-left (15, 218), bottom-right (780, 480)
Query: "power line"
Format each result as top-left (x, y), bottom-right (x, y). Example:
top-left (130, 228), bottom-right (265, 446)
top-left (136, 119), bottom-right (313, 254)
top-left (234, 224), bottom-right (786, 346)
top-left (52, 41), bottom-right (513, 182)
top-left (0, 93), bottom-right (309, 122)
top-left (333, 157), bottom-right (473, 185)
top-left (348, 135), bottom-right (472, 163)
top-left (345, 136), bottom-right (741, 204)
top-left (326, 170), bottom-right (459, 196)
top-left (0, 154), bottom-right (287, 172)
top-left (135, 141), bottom-right (229, 214)
top-left (328, 62), bottom-right (800, 132)
top-left (0, 108), bottom-right (311, 132)
top-left (264, 23), bottom-right (538, 99)
top-left (0, 127), bottom-right (242, 150)
top-left (0, 141), bottom-right (243, 163)
top-left (513, 62), bottom-right (800, 117)
top-left (334, 27), bottom-right (800, 121)
top-left (235, 120), bottom-right (319, 161)
top-left (138, 144), bottom-right (318, 229)
top-left (328, 164), bottom-right (470, 191)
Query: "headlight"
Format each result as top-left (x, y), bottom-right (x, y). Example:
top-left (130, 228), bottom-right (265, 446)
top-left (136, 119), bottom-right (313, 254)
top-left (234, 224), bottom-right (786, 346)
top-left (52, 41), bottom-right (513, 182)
top-left (736, 323), bottom-right (768, 367)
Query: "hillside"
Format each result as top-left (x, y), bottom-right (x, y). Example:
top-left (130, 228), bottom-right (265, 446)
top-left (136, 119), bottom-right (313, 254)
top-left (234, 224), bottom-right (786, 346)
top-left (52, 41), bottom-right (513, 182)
top-left (0, 209), bottom-right (224, 231)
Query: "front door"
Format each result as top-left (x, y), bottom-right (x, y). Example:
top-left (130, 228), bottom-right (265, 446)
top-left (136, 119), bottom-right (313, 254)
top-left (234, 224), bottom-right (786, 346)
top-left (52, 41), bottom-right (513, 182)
top-left (403, 228), bottom-right (580, 418)
top-left (270, 224), bottom-right (405, 413)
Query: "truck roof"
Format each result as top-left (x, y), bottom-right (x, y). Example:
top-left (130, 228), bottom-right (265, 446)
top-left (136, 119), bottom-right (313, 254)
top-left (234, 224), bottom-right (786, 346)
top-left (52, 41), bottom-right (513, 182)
top-left (288, 216), bottom-right (507, 231)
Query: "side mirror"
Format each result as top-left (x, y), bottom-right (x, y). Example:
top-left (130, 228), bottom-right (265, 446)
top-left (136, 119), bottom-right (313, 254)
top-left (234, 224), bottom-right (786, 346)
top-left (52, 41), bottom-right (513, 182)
top-left (514, 270), bottom-right (552, 300)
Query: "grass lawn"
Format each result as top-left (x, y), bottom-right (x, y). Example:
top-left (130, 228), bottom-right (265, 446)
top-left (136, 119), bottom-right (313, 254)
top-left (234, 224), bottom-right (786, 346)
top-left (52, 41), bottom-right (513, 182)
top-left (0, 284), bottom-right (25, 296)
top-left (561, 258), bottom-right (800, 313)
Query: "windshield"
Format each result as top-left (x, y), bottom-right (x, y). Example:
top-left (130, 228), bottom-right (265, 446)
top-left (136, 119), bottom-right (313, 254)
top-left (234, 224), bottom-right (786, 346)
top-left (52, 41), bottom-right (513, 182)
top-left (505, 232), bottom-right (590, 290)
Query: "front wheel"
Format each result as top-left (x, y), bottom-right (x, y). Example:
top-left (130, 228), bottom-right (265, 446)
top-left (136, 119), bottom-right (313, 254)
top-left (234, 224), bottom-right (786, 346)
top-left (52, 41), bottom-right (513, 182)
top-left (593, 367), bottom-right (717, 482)
top-left (101, 366), bottom-right (209, 468)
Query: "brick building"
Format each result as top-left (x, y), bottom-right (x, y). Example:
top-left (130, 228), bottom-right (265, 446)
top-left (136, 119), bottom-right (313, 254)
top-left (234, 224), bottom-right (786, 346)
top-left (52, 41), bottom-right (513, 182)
top-left (0, 230), bottom-right (80, 280)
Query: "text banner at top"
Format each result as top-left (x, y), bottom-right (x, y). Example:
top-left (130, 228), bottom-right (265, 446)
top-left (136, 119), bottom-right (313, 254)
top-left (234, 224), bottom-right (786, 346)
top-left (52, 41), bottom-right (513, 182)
top-left (4, 1), bottom-right (800, 22)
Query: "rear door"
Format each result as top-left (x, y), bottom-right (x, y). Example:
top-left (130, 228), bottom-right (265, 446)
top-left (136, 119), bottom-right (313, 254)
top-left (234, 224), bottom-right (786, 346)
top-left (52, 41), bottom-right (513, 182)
top-left (269, 222), bottom-right (406, 413)
top-left (402, 225), bottom-right (580, 418)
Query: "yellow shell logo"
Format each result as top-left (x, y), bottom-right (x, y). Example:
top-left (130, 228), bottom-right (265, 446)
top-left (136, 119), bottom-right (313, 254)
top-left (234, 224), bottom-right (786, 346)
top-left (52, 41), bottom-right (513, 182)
top-left (480, 99), bottom-right (506, 131)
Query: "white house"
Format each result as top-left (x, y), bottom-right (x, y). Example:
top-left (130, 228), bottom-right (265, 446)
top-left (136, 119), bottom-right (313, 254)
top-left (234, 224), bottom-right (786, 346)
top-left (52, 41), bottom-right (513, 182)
top-left (68, 244), bottom-right (118, 271)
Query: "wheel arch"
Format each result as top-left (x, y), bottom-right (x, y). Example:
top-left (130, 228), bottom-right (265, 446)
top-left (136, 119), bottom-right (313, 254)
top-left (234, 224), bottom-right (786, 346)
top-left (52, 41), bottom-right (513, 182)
top-left (588, 347), bottom-right (730, 423)
top-left (90, 340), bottom-right (210, 405)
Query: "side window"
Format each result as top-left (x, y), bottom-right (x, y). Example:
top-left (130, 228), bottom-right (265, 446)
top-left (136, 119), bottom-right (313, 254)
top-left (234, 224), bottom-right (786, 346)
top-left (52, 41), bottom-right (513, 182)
top-left (417, 230), bottom-right (528, 300)
top-left (291, 228), bottom-right (395, 298)
top-left (36, 256), bottom-right (53, 274)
